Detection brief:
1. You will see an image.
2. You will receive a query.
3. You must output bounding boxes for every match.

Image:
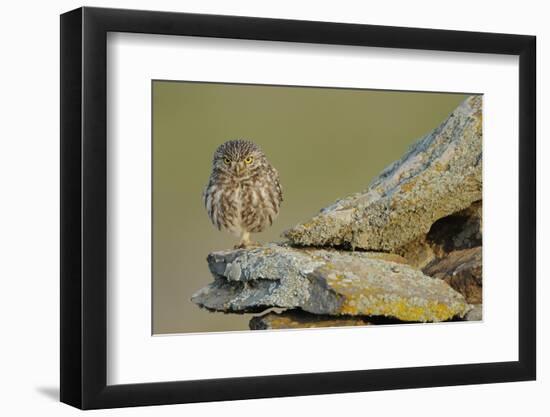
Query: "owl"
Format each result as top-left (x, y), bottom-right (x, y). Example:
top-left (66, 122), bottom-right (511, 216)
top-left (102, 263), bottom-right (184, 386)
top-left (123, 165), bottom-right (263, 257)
top-left (203, 139), bottom-right (283, 248)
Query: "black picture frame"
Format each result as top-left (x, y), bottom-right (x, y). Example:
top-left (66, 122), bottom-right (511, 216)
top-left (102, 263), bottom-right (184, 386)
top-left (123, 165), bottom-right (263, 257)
top-left (60, 6), bottom-right (536, 410)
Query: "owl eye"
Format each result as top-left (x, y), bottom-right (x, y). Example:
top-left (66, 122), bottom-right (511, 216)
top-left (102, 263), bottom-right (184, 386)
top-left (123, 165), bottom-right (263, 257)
top-left (223, 157), bottom-right (231, 165)
top-left (244, 156), bottom-right (253, 164)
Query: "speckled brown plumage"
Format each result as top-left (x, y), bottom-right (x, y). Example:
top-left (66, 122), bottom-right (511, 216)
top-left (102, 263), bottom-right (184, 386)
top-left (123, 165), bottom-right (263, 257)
top-left (203, 139), bottom-right (283, 247)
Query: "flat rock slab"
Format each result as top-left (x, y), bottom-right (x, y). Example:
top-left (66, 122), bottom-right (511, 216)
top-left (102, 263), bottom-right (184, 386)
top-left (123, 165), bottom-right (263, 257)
top-left (284, 96), bottom-right (482, 251)
top-left (249, 310), bottom-right (372, 330)
top-left (191, 244), bottom-right (471, 322)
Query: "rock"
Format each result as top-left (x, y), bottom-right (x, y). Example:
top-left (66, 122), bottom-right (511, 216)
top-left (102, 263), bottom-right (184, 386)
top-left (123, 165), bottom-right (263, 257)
top-left (191, 244), bottom-right (471, 322)
top-left (283, 96), bottom-right (482, 251)
top-left (426, 201), bottom-right (482, 254)
top-left (249, 310), bottom-right (372, 330)
top-left (398, 201), bottom-right (482, 269)
top-left (464, 304), bottom-right (482, 321)
top-left (423, 247), bottom-right (482, 304)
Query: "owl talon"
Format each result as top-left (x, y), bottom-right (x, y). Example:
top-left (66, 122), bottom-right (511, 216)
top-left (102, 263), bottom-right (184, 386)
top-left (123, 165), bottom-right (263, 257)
top-left (234, 241), bottom-right (260, 250)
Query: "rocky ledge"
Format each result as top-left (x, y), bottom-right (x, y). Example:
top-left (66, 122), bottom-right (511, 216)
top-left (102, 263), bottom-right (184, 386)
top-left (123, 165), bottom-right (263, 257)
top-left (192, 244), bottom-right (470, 322)
top-left (191, 96), bottom-right (483, 329)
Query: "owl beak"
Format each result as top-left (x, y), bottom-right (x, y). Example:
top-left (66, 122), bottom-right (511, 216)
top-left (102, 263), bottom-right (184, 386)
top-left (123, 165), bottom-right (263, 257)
top-left (235, 164), bottom-right (244, 176)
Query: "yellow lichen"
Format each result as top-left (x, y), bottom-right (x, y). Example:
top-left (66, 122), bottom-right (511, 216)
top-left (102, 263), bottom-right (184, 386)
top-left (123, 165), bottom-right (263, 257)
top-left (338, 296), bottom-right (456, 322)
top-left (400, 179), bottom-right (417, 193)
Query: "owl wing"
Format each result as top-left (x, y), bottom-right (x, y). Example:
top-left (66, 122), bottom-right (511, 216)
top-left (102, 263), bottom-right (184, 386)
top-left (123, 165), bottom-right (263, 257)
top-left (202, 174), bottom-right (215, 208)
top-left (271, 165), bottom-right (283, 204)
top-left (202, 184), bottom-right (208, 207)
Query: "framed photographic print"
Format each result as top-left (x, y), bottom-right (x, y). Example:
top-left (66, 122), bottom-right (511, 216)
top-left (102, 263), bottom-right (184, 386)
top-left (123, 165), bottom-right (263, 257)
top-left (60, 6), bottom-right (536, 409)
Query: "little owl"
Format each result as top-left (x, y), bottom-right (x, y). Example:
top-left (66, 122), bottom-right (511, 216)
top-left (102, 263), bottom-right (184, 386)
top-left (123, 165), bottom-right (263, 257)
top-left (203, 139), bottom-right (283, 248)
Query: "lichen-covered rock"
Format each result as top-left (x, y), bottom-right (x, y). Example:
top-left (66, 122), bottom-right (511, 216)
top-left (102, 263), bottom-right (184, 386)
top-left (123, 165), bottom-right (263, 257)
top-left (284, 96), bottom-right (482, 251)
top-left (249, 310), bottom-right (372, 330)
top-left (191, 244), bottom-right (471, 322)
top-left (423, 247), bottom-right (482, 304)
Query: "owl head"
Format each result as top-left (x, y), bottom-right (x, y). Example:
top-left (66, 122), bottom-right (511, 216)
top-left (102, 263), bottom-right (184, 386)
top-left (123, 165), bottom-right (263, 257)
top-left (212, 139), bottom-right (265, 176)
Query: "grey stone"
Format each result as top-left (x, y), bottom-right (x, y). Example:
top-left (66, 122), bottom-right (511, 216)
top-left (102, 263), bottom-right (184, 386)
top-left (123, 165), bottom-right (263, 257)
top-left (192, 244), bottom-right (471, 322)
top-left (464, 304), bottom-right (482, 321)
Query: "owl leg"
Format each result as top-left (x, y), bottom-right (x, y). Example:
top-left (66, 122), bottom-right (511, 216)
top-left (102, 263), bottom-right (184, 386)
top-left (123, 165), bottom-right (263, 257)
top-left (235, 231), bottom-right (255, 249)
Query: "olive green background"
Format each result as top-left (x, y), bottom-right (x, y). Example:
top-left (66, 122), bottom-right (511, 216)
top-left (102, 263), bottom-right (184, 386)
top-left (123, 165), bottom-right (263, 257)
top-left (152, 80), bottom-right (470, 334)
